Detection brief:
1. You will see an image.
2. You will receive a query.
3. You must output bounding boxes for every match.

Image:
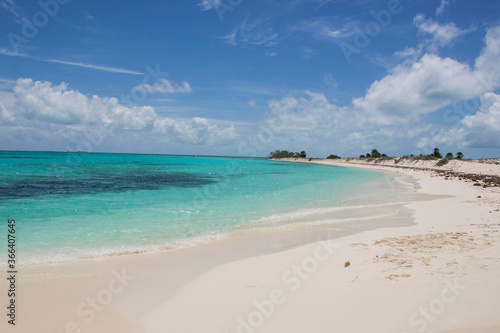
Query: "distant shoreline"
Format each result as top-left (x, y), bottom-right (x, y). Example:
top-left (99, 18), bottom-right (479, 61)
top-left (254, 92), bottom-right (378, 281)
top-left (271, 156), bottom-right (500, 187)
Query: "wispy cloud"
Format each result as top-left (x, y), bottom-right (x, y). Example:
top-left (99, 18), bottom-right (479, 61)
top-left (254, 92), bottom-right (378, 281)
top-left (133, 78), bottom-right (192, 94)
top-left (0, 48), bottom-right (28, 57)
top-left (303, 47), bottom-right (319, 60)
top-left (281, 0), bottom-right (371, 12)
top-left (0, 0), bottom-right (19, 16)
top-left (323, 73), bottom-right (339, 89)
top-left (198, 0), bottom-right (221, 11)
top-left (0, 77), bottom-right (16, 91)
top-left (414, 14), bottom-right (473, 51)
top-left (67, 21), bottom-right (98, 34)
top-left (0, 51), bottom-right (143, 75)
top-left (293, 18), bottom-right (359, 42)
top-left (0, 77), bottom-right (16, 84)
top-left (220, 17), bottom-right (279, 47)
top-left (220, 31), bottom-right (237, 46)
top-left (45, 60), bottom-right (145, 75)
top-left (436, 0), bottom-right (450, 15)
top-left (83, 11), bottom-right (96, 21)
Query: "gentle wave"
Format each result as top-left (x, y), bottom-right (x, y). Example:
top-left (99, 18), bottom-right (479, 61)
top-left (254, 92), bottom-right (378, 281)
top-left (2, 233), bottom-right (227, 267)
top-left (248, 202), bottom-right (411, 225)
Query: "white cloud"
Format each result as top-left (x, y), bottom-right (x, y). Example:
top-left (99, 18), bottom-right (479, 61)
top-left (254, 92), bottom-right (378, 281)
top-left (4, 78), bottom-right (237, 147)
top-left (475, 26), bottom-right (500, 90)
top-left (83, 11), bottom-right (96, 20)
top-left (198, 0), bottom-right (221, 10)
top-left (264, 90), bottom-right (347, 139)
top-left (45, 60), bottom-right (144, 75)
top-left (0, 98), bottom-right (15, 124)
top-left (323, 73), bottom-right (339, 89)
top-left (414, 14), bottom-right (470, 49)
top-left (427, 93), bottom-right (500, 148)
top-left (352, 25), bottom-right (500, 126)
top-left (0, 77), bottom-right (16, 91)
top-left (153, 117), bottom-right (238, 145)
top-left (133, 78), bottom-right (192, 95)
top-left (0, 0), bottom-right (18, 16)
top-left (293, 18), bottom-right (358, 41)
top-left (460, 93), bottom-right (500, 147)
top-left (13, 79), bottom-right (93, 125)
top-left (436, 0), bottom-right (449, 15)
top-left (394, 46), bottom-right (422, 60)
top-left (221, 18), bottom-right (279, 47)
top-left (397, 15), bottom-right (471, 60)
top-left (261, 90), bottom-right (431, 156)
top-left (13, 78), bottom-right (157, 129)
top-left (352, 54), bottom-right (480, 124)
top-left (0, 47), bottom-right (28, 57)
top-left (220, 31), bottom-right (237, 46)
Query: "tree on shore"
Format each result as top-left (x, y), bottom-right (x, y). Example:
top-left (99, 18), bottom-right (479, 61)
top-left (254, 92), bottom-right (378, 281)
top-left (359, 148), bottom-right (387, 158)
top-left (445, 152), bottom-right (453, 159)
top-left (456, 152), bottom-right (464, 159)
top-left (268, 150), bottom-right (307, 159)
top-left (327, 154), bottom-right (341, 159)
top-left (433, 148), bottom-right (442, 158)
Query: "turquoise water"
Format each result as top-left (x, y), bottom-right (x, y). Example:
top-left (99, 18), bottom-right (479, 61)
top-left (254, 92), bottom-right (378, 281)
top-left (0, 151), bottom-right (388, 266)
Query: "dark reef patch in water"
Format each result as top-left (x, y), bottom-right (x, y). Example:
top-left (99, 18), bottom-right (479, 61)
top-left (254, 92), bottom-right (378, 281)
top-left (0, 171), bottom-right (217, 200)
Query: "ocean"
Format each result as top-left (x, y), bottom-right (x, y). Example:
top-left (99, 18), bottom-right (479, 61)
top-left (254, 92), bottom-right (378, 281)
top-left (0, 151), bottom-right (407, 266)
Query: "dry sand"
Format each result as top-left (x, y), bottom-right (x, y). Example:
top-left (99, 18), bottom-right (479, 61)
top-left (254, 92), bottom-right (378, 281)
top-left (2, 160), bottom-right (500, 333)
top-left (280, 156), bottom-right (500, 178)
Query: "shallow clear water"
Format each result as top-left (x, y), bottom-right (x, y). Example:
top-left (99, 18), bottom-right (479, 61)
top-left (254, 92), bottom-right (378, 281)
top-left (0, 151), bottom-right (399, 266)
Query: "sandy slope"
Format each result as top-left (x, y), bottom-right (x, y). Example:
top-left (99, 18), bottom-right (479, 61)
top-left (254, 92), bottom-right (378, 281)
top-left (275, 157), bottom-right (500, 177)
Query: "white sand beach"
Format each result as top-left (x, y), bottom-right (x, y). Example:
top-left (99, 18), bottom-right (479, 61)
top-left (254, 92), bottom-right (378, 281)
top-left (2, 159), bottom-right (500, 333)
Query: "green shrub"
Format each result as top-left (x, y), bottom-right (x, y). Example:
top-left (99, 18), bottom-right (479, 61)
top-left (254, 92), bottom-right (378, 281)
top-left (327, 154), bottom-right (341, 159)
top-left (415, 155), bottom-right (439, 160)
top-left (436, 158), bottom-right (449, 167)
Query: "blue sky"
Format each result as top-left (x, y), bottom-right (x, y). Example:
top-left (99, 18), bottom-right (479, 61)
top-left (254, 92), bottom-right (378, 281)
top-left (0, 0), bottom-right (499, 158)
